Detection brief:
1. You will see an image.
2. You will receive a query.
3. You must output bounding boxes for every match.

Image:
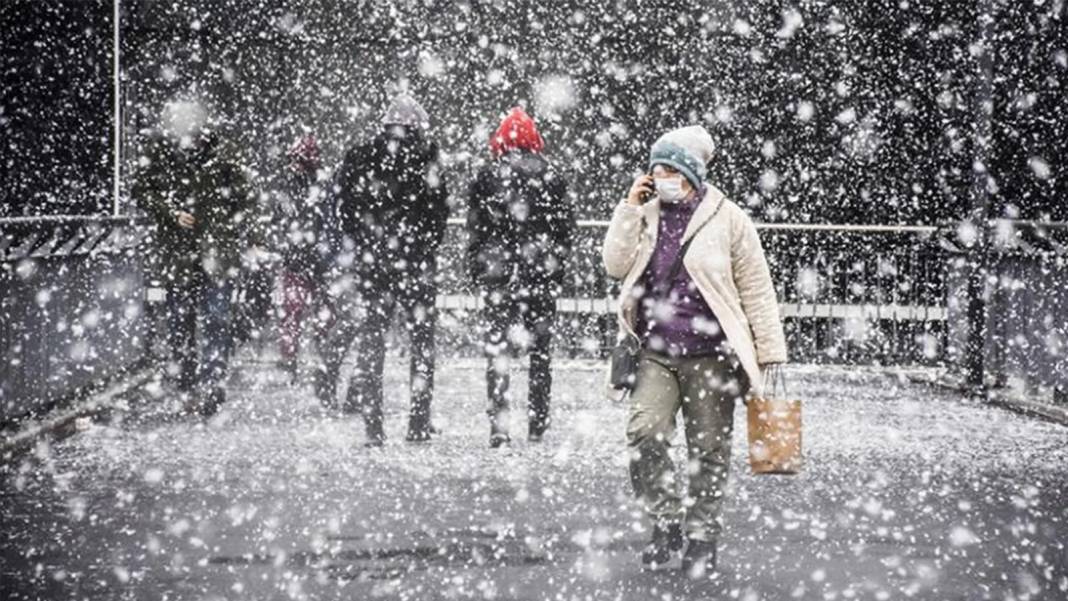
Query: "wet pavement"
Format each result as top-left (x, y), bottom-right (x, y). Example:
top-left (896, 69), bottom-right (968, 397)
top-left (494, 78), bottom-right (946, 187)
top-left (2, 355), bottom-right (1067, 601)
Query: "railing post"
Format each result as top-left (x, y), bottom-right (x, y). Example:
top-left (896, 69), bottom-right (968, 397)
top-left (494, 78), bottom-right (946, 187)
top-left (963, 248), bottom-right (988, 391)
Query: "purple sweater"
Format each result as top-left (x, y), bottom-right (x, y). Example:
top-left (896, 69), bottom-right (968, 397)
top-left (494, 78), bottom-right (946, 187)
top-left (636, 189), bottom-right (726, 357)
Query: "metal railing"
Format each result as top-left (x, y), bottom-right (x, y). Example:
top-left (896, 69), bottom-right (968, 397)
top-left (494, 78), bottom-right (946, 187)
top-left (432, 219), bottom-right (947, 364)
top-left (938, 219), bottom-right (1068, 400)
top-left (0, 215), bottom-right (143, 262)
top-left (1, 212), bottom-right (949, 422)
top-left (1, 216), bottom-right (148, 423)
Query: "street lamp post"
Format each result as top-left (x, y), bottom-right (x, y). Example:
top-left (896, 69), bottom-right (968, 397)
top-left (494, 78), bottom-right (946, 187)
top-left (112, 0), bottom-right (121, 217)
top-left (964, 1), bottom-right (994, 394)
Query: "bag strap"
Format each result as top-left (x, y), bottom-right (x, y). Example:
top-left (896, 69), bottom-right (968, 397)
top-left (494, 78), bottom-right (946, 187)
top-left (762, 364), bottom-right (789, 400)
top-left (658, 194), bottom-right (725, 297)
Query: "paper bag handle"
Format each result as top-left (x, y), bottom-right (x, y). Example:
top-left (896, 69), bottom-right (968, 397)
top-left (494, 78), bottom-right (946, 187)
top-left (762, 364), bottom-right (788, 400)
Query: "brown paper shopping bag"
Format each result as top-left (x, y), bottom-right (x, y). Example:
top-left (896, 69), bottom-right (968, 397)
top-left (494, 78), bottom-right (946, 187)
top-left (747, 367), bottom-right (803, 474)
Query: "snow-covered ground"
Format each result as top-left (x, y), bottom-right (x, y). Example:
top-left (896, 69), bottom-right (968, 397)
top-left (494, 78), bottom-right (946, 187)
top-left (2, 355), bottom-right (1066, 601)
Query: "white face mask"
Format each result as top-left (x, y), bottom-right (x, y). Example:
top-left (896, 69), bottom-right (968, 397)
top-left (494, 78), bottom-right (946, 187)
top-left (654, 176), bottom-right (687, 202)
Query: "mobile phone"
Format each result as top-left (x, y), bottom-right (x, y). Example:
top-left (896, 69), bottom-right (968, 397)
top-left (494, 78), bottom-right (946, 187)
top-left (640, 172), bottom-right (655, 203)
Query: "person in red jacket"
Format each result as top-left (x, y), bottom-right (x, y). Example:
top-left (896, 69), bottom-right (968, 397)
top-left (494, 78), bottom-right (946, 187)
top-left (466, 107), bottom-right (575, 446)
top-left (276, 134), bottom-right (325, 379)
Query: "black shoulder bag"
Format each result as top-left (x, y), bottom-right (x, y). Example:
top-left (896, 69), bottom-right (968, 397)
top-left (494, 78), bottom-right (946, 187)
top-left (609, 197), bottom-right (725, 392)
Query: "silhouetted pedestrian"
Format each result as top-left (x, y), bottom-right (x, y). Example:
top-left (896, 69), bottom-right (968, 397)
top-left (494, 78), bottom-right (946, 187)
top-left (275, 134), bottom-right (328, 380)
top-left (466, 107), bottom-right (575, 447)
top-left (320, 94), bottom-right (450, 445)
top-left (133, 101), bottom-right (258, 417)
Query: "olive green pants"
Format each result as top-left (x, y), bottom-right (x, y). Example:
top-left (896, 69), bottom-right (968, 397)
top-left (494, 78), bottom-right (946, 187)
top-left (626, 350), bottom-right (748, 542)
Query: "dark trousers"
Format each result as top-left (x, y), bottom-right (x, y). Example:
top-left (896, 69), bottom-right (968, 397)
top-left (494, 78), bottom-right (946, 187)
top-left (321, 279), bottom-right (437, 440)
top-left (232, 267), bottom-right (274, 348)
top-left (166, 274), bottom-right (234, 398)
top-left (482, 289), bottom-right (556, 432)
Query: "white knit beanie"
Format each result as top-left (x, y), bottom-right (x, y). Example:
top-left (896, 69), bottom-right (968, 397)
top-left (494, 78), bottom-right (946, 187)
top-left (648, 125), bottom-right (716, 189)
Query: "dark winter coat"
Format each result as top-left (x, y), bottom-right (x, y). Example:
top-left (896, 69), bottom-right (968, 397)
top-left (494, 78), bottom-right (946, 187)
top-left (466, 150), bottom-right (574, 298)
top-left (333, 127), bottom-right (449, 290)
top-left (133, 132), bottom-right (257, 286)
top-left (275, 168), bottom-right (328, 275)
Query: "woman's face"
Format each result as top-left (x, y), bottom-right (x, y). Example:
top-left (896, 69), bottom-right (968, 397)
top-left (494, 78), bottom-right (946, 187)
top-left (651, 164), bottom-right (693, 195)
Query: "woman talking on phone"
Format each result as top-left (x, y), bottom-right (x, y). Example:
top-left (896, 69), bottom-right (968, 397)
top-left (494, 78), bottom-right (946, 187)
top-left (601, 125), bottom-right (787, 576)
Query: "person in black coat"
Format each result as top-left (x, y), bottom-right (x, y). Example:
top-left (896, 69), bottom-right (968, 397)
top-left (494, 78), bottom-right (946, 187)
top-left (320, 94), bottom-right (449, 445)
top-left (132, 103), bottom-right (257, 417)
top-left (467, 107), bottom-right (575, 447)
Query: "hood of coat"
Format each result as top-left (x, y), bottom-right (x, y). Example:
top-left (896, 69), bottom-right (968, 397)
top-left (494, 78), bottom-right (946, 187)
top-left (381, 93), bottom-right (430, 130)
top-left (489, 107), bottom-right (545, 157)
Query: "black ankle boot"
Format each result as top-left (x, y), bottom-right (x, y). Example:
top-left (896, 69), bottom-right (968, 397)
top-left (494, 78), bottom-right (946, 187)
top-left (364, 429), bottom-right (385, 448)
top-left (681, 539), bottom-right (718, 577)
top-left (364, 416), bottom-right (385, 447)
top-left (641, 522), bottom-right (684, 567)
top-left (314, 368), bottom-right (336, 410)
top-left (488, 411), bottom-right (510, 448)
top-left (528, 418), bottom-right (549, 442)
top-left (405, 421), bottom-right (432, 443)
top-left (198, 388), bottom-right (225, 417)
top-left (489, 422), bottom-right (511, 448)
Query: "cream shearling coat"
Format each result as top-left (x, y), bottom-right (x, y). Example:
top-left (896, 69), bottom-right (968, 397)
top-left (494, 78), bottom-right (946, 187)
top-left (602, 185), bottom-right (788, 399)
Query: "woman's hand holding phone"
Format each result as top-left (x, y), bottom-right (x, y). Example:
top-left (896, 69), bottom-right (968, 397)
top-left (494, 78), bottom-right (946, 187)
top-left (626, 173), bottom-right (655, 206)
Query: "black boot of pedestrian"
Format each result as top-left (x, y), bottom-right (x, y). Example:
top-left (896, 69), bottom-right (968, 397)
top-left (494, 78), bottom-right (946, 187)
top-left (177, 391), bottom-right (197, 417)
top-left (487, 367), bottom-right (511, 448)
top-left (363, 402), bottom-right (385, 446)
top-left (361, 384), bottom-right (384, 447)
top-left (406, 393), bottom-right (433, 443)
top-left (641, 522), bottom-right (684, 568)
top-left (198, 388), bottom-right (225, 418)
top-left (528, 418), bottom-right (549, 442)
top-left (488, 413), bottom-right (511, 448)
top-left (364, 424), bottom-right (385, 448)
top-left (344, 377), bottom-right (367, 415)
top-left (314, 367), bottom-right (337, 411)
top-left (405, 419), bottom-right (432, 443)
top-left (280, 356), bottom-right (298, 384)
top-left (681, 539), bottom-right (718, 578)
